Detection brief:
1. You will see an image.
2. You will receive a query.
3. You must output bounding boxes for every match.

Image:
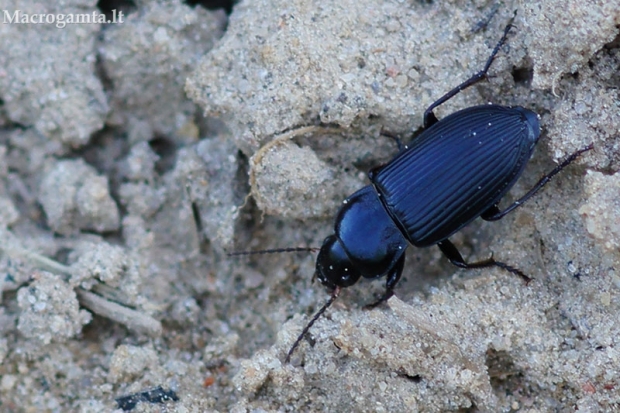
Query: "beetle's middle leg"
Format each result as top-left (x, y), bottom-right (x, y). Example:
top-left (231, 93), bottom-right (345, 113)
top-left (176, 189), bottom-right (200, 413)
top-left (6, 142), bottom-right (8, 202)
top-left (481, 144), bottom-right (593, 221)
top-left (437, 239), bottom-right (531, 283)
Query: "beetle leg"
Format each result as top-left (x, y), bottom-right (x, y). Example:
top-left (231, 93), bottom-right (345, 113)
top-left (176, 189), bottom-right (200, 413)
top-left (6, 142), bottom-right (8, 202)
top-left (480, 204), bottom-right (501, 220)
top-left (482, 144), bottom-right (593, 221)
top-left (423, 12), bottom-right (516, 129)
top-left (437, 239), bottom-right (531, 283)
top-left (379, 128), bottom-right (406, 152)
top-left (364, 253), bottom-right (406, 309)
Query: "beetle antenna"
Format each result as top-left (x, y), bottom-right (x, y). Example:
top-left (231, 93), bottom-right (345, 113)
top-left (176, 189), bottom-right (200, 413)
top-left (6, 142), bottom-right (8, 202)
top-left (227, 247), bottom-right (319, 256)
top-left (285, 286), bottom-right (341, 363)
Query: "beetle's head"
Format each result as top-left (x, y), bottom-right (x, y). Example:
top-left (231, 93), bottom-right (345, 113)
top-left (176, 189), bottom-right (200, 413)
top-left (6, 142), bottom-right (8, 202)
top-left (315, 235), bottom-right (362, 290)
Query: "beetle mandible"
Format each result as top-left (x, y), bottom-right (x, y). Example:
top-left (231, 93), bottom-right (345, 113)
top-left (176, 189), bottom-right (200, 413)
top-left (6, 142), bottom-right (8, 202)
top-left (280, 15), bottom-right (592, 362)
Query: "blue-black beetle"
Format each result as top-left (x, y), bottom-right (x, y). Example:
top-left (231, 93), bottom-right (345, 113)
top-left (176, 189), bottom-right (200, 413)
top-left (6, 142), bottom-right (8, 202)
top-left (316, 105), bottom-right (541, 293)
top-left (284, 15), bottom-right (592, 362)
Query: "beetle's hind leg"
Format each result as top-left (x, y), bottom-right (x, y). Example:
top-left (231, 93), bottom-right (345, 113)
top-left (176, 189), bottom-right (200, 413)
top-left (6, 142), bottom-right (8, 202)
top-left (481, 144), bottom-right (593, 221)
top-left (437, 239), bottom-right (532, 283)
top-left (423, 12), bottom-right (516, 129)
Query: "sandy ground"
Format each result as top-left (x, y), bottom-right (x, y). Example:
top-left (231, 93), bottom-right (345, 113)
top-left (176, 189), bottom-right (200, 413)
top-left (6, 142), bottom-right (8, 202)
top-left (0, 0), bottom-right (619, 411)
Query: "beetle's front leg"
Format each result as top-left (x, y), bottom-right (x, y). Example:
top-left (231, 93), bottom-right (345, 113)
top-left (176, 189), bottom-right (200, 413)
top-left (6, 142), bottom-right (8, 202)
top-left (379, 128), bottom-right (406, 152)
top-left (437, 239), bottom-right (531, 283)
top-left (364, 253), bottom-right (406, 309)
top-left (422, 12), bottom-right (516, 128)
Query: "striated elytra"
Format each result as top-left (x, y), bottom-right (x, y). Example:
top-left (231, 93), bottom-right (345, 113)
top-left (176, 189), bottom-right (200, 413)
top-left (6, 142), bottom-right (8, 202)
top-left (373, 105), bottom-right (540, 248)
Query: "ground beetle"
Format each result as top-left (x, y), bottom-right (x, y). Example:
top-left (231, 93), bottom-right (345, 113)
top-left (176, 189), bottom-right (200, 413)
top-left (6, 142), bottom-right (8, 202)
top-left (253, 15), bottom-right (591, 362)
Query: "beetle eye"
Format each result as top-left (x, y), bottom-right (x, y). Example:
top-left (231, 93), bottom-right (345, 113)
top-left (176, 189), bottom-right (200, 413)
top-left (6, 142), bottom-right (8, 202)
top-left (316, 235), bottom-right (362, 289)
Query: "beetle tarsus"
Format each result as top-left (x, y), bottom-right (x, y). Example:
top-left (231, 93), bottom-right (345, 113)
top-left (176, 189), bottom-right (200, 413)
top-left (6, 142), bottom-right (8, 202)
top-left (437, 239), bottom-right (531, 283)
top-left (481, 144), bottom-right (593, 221)
top-left (423, 11), bottom-right (516, 128)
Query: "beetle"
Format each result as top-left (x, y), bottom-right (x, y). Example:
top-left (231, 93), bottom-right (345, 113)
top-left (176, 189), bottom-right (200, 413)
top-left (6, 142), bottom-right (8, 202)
top-left (284, 15), bottom-right (592, 362)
